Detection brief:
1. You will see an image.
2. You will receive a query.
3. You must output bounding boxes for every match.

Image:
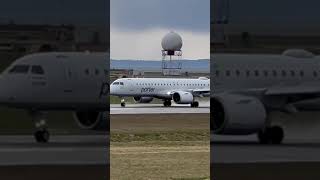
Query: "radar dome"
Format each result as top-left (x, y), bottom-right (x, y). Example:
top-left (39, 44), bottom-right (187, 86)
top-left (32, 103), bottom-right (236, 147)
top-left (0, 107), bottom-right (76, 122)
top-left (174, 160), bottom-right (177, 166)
top-left (161, 32), bottom-right (183, 51)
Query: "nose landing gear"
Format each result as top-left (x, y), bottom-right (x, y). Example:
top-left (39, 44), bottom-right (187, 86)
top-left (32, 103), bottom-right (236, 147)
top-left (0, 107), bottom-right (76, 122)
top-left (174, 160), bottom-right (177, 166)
top-left (34, 129), bottom-right (50, 143)
top-left (31, 112), bottom-right (50, 143)
top-left (120, 98), bottom-right (126, 107)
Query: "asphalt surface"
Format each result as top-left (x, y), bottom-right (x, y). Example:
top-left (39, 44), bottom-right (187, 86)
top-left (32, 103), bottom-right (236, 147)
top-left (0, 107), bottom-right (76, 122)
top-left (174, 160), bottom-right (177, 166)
top-left (212, 134), bottom-right (320, 163)
top-left (0, 135), bottom-right (108, 166)
top-left (110, 103), bottom-right (210, 114)
top-left (211, 134), bottom-right (320, 179)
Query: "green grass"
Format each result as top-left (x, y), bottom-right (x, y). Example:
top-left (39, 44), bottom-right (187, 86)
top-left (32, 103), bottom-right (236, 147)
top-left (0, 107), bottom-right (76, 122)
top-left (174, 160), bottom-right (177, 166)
top-left (170, 178), bottom-right (210, 180)
top-left (110, 113), bottom-right (210, 179)
top-left (111, 130), bottom-right (210, 142)
top-left (111, 140), bottom-right (210, 179)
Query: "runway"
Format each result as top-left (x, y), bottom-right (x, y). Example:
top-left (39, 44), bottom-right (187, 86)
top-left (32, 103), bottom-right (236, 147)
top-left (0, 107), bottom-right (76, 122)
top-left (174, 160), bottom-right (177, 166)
top-left (212, 134), bottom-right (320, 163)
top-left (110, 103), bottom-right (210, 114)
top-left (212, 134), bottom-right (320, 179)
top-left (0, 135), bottom-right (108, 166)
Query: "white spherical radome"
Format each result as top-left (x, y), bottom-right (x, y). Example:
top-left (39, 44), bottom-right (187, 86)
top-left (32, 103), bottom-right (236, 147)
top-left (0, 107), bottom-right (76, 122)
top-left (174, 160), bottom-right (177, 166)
top-left (161, 32), bottom-right (183, 51)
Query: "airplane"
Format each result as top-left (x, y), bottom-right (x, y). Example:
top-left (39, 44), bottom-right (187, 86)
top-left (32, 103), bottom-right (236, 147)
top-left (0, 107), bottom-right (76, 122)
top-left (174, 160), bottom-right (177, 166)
top-left (211, 49), bottom-right (320, 144)
top-left (0, 52), bottom-right (109, 143)
top-left (110, 77), bottom-right (210, 107)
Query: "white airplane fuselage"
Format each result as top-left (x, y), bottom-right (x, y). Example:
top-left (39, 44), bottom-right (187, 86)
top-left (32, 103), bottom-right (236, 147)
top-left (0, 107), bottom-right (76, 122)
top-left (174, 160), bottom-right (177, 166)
top-left (0, 52), bottom-right (109, 142)
top-left (212, 51), bottom-right (320, 144)
top-left (111, 78), bottom-right (209, 98)
top-left (0, 53), bottom-right (109, 111)
top-left (111, 77), bottom-right (210, 107)
top-left (212, 53), bottom-right (320, 111)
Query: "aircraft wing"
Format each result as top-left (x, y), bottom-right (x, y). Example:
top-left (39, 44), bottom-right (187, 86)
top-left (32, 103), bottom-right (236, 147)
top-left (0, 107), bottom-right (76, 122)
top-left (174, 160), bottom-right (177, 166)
top-left (161, 88), bottom-right (210, 97)
top-left (265, 83), bottom-right (320, 95)
top-left (166, 89), bottom-right (210, 97)
top-left (192, 88), bottom-right (211, 97)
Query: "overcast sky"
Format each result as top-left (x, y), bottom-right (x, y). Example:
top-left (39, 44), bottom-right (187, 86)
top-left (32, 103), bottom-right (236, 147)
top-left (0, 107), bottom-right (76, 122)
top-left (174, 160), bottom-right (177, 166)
top-left (0, 0), bottom-right (108, 25)
top-left (214, 0), bottom-right (320, 24)
top-left (111, 0), bottom-right (210, 60)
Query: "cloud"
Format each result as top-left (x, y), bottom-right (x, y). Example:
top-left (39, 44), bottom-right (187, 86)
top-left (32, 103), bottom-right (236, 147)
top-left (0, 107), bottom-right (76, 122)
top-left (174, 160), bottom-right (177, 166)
top-left (214, 0), bottom-right (320, 24)
top-left (110, 0), bottom-right (210, 59)
top-left (111, 28), bottom-right (210, 60)
top-left (111, 0), bottom-right (210, 32)
top-left (0, 0), bottom-right (109, 25)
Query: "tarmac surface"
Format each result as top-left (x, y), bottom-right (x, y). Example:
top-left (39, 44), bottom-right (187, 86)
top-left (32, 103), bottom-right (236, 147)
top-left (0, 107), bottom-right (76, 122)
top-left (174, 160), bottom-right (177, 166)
top-left (0, 135), bottom-right (108, 166)
top-left (212, 134), bottom-right (320, 163)
top-left (212, 134), bottom-right (320, 179)
top-left (110, 103), bottom-right (210, 114)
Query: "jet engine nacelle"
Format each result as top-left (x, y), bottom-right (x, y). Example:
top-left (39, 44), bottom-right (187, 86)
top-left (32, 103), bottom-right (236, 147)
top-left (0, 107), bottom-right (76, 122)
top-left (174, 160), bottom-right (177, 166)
top-left (133, 97), bottom-right (153, 103)
top-left (73, 111), bottom-right (109, 131)
top-left (172, 91), bottom-right (194, 104)
top-left (211, 94), bottom-right (266, 135)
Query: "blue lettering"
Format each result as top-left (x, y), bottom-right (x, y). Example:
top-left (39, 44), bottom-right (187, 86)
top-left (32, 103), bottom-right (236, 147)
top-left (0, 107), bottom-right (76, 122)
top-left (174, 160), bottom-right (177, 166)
top-left (141, 87), bottom-right (155, 93)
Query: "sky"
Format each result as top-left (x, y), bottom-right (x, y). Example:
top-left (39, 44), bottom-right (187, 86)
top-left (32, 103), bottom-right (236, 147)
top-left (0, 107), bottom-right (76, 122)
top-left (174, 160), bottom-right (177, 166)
top-left (227, 0), bottom-right (320, 24)
top-left (0, 0), bottom-right (108, 25)
top-left (111, 0), bottom-right (210, 60)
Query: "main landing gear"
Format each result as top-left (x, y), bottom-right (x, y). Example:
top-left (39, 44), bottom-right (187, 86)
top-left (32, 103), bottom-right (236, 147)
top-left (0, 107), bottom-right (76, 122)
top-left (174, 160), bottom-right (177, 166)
top-left (163, 100), bottom-right (172, 107)
top-left (191, 101), bottom-right (199, 108)
top-left (31, 111), bottom-right (50, 143)
top-left (257, 125), bottom-right (284, 144)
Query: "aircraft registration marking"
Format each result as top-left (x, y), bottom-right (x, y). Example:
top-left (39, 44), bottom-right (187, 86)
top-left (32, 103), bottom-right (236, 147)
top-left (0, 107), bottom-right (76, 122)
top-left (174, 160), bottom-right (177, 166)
top-left (141, 87), bottom-right (155, 93)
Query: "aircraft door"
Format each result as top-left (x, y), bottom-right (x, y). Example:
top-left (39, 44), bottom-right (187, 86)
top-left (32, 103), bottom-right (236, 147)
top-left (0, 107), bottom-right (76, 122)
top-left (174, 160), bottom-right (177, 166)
top-left (125, 80), bottom-right (134, 93)
top-left (62, 59), bottom-right (75, 95)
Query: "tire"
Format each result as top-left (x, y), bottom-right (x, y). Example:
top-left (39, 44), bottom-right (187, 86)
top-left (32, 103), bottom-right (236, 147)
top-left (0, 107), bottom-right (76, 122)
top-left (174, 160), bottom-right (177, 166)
top-left (34, 130), bottom-right (50, 143)
top-left (257, 126), bottom-right (284, 144)
top-left (163, 100), bottom-right (171, 107)
top-left (194, 101), bottom-right (199, 107)
top-left (167, 101), bottom-right (172, 107)
top-left (270, 126), bottom-right (284, 144)
top-left (191, 101), bottom-right (199, 108)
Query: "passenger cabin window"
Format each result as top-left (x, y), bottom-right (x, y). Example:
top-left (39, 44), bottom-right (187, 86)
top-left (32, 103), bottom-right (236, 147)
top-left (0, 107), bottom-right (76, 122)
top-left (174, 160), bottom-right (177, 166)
top-left (9, 65), bottom-right (29, 74)
top-left (95, 69), bottom-right (100, 75)
top-left (85, 69), bottom-right (89, 75)
top-left (31, 65), bottom-right (45, 75)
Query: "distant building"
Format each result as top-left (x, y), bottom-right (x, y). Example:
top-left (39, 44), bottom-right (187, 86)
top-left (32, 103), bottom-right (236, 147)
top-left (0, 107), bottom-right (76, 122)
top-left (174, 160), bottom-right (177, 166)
top-left (0, 23), bottom-right (108, 66)
top-left (74, 25), bottom-right (109, 52)
top-left (0, 24), bottom-right (76, 53)
top-left (212, 0), bottom-right (320, 54)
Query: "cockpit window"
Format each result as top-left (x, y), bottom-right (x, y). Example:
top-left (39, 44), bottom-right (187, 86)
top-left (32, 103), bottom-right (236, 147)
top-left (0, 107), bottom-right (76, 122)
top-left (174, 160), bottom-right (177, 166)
top-left (31, 65), bottom-right (45, 75)
top-left (120, 82), bottom-right (124, 85)
top-left (9, 65), bottom-right (29, 74)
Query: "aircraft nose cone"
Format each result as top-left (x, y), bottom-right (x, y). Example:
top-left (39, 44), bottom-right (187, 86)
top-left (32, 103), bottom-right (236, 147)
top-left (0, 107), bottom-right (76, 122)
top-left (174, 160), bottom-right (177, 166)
top-left (110, 85), bottom-right (116, 95)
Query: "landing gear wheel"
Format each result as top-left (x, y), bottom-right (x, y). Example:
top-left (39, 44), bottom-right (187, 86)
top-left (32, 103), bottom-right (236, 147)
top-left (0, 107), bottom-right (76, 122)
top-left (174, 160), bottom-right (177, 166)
top-left (120, 98), bottom-right (126, 107)
top-left (270, 126), bottom-right (284, 144)
top-left (30, 111), bottom-right (49, 143)
top-left (163, 100), bottom-right (172, 107)
top-left (34, 129), bottom-right (50, 143)
top-left (258, 126), bottom-right (284, 144)
top-left (191, 101), bottom-right (199, 108)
